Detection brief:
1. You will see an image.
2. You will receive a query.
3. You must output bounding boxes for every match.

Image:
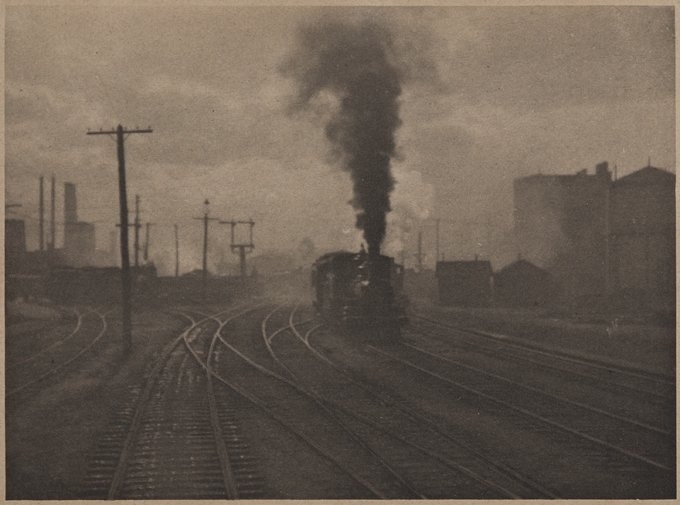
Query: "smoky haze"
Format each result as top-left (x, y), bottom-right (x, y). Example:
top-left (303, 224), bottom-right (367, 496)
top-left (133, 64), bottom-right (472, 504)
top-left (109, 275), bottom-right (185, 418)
top-left (282, 21), bottom-right (402, 256)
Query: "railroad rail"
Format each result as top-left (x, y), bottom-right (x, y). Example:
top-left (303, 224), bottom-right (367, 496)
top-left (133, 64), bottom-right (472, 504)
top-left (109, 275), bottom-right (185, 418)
top-left (7, 307), bottom-right (83, 371)
top-left (81, 304), bottom-right (263, 500)
top-left (297, 316), bottom-right (560, 498)
top-left (410, 315), bottom-right (674, 397)
top-left (7, 308), bottom-right (109, 399)
top-left (406, 316), bottom-right (674, 436)
top-left (205, 304), bottom-right (421, 498)
top-left (369, 343), bottom-right (673, 472)
top-left (296, 310), bottom-right (674, 498)
top-left (266, 305), bottom-right (558, 498)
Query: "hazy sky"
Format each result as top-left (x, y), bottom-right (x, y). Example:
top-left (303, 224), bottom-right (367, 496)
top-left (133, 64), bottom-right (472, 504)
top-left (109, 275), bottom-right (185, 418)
top-left (5, 5), bottom-right (675, 274)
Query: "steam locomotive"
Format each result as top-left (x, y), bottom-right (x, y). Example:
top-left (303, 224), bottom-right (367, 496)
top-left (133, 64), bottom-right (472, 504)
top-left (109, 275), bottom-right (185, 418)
top-left (311, 248), bottom-right (408, 338)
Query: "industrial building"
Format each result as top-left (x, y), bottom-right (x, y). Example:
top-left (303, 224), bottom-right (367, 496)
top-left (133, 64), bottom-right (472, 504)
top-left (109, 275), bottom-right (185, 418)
top-left (5, 181), bottom-right (97, 277)
top-left (5, 219), bottom-right (27, 273)
top-left (63, 182), bottom-right (96, 267)
top-left (609, 166), bottom-right (675, 309)
top-left (514, 162), bottom-right (610, 304)
top-left (514, 162), bottom-right (675, 310)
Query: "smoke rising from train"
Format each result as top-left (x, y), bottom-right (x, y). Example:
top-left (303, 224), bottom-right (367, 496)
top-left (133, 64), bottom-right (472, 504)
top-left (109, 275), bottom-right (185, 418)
top-left (282, 21), bottom-right (403, 257)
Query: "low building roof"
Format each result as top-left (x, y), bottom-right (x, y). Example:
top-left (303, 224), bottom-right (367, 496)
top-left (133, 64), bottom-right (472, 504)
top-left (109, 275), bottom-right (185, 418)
top-left (495, 259), bottom-right (552, 280)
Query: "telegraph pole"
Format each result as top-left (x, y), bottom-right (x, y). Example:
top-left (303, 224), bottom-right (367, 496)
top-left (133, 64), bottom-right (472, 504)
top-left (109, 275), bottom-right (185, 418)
top-left (428, 217), bottom-right (455, 265)
top-left (87, 124), bottom-right (152, 353)
top-left (39, 176), bottom-right (45, 251)
top-left (194, 200), bottom-right (219, 301)
top-left (50, 176), bottom-right (55, 251)
top-left (144, 222), bottom-right (155, 263)
top-left (435, 218), bottom-right (440, 263)
top-left (174, 224), bottom-right (179, 277)
top-left (414, 231), bottom-right (425, 272)
top-left (134, 195), bottom-right (141, 267)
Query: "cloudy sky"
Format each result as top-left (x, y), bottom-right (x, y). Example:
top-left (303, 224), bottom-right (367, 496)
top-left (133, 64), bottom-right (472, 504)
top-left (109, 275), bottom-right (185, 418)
top-left (5, 5), bottom-right (675, 274)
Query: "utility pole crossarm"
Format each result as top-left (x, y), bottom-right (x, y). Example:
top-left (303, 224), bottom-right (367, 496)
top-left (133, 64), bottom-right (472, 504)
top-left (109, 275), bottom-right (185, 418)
top-left (87, 128), bottom-right (153, 135)
top-left (220, 218), bottom-right (255, 277)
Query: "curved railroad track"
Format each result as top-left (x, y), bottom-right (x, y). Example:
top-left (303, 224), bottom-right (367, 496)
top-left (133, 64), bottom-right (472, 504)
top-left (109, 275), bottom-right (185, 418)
top-left (6, 307), bottom-right (110, 399)
top-left (267, 304), bottom-right (559, 498)
top-left (206, 303), bottom-right (423, 498)
top-left (6, 307), bottom-right (82, 369)
top-left (81, 304), bottom-right (263, 500)
top-left (294, 309), bottom-right (674, 498)
top-left (74, 300), bottom-right (673, 499)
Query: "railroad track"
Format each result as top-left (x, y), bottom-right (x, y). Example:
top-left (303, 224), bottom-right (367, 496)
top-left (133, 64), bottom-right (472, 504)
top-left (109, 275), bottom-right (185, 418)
top-left (265, 304), bottom-right (559, 499)
top-left (6, 307), bottom-right (110, 399)
top-left (406, 316), bottom-right (675, 434)
top-left (370, 342), bottom-right (674, 470)
top-left (350, 317), bottom-right (675, 497)
top-left (81, 304), bottom-right (265, 500)
top-left (410, 315), bottom-right (674, 399)
top-left (6, 307), bottom-right (81, 363)
top-left (296, 311), bottom-right (674, 498)
top-left (209, 304), bottom-right (422, 499)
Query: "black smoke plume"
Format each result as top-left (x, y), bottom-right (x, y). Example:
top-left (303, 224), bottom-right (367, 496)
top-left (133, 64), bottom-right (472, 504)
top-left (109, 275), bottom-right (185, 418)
top-left (282, 21), bottom-right (402, 256)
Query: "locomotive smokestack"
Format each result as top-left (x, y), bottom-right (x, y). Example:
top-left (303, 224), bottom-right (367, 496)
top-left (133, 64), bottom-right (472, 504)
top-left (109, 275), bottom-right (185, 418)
top-left (283, 21), bottom-right (402, 258)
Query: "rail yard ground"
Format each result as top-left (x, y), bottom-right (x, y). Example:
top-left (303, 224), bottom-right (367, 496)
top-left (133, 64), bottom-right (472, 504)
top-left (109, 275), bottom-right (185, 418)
top-left (5, 302), bottom-right (185, 499)
top-left (411, 298), bottom-right (676, 377)
top-left (4, 296), bottom-right (676, 499)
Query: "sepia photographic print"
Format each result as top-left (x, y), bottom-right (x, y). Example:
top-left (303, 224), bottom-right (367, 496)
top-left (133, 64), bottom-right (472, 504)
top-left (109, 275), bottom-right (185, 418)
top-left (4, 3), bottom-right (676, 500)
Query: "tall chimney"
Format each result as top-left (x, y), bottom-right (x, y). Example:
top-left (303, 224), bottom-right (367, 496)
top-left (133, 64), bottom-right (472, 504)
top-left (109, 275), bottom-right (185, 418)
top-left (64, 182), bottom-right (77, 224)
top-left (595, 161), bottom-right (611, 181)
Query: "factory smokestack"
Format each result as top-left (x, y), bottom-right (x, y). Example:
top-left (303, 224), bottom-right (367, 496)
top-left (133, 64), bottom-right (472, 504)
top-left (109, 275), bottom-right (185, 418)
top-left (64, 182), bottom-right (77, 224)
top-left (283, 21), bottom-right (402, 257)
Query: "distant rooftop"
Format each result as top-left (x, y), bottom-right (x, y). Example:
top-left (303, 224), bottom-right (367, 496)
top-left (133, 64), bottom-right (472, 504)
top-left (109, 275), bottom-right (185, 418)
top-left (612, 165), bottom-right (675, 187)
top-left (516, 162), bottom-right (612, 185)
top-left (517, 162), bottom-right (675, 186)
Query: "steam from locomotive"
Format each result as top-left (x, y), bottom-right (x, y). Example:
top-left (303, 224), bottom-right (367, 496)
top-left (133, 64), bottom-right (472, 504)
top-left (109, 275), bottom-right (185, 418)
top-left (283, 21), bottom-right (402, 256)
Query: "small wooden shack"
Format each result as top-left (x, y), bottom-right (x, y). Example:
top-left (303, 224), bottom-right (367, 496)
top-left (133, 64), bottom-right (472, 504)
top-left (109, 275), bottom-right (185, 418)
top-left (494, 259), bottom-right (560, 307)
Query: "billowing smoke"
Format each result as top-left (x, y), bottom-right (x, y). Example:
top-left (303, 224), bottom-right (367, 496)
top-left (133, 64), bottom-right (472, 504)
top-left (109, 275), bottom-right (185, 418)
top-left (282, 21), bottom-right (402, 256)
